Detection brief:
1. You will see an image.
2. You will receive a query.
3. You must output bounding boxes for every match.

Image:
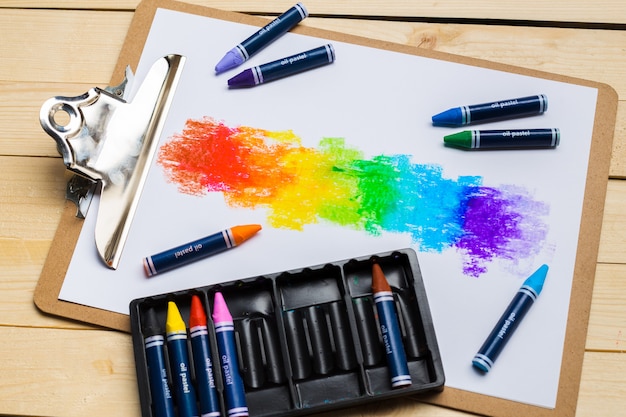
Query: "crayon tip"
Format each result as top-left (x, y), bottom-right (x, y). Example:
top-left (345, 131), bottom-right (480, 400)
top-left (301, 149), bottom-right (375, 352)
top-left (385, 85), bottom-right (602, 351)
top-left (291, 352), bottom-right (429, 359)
top-left (227, 69), bottom-right (255, 88)
top-left (212, 291), bottom-right (233, 323)
top-left (166, 301), bottom-right (187, 334)
top-left (215, 48), bottom-right (245, 74)
top-left (371, 263), bottom-right (392, 293)
top-left (189, 295), bottom-right (207, 328)
top-left (523, 264), bottom-right (549, 296)
top-left (432, 107), bottom-right (463, 126)
top-left (231, 224), bottom-right (262, 245)
top-left (443, 130), bottom-right (473, 148)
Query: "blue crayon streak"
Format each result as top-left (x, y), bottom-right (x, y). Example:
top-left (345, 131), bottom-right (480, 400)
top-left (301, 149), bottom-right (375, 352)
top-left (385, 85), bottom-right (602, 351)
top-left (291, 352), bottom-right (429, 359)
top-left (472, 264), bottom-right (549, 373)
top-left (143, 308), bottom-right (175, 417)
top-left (228, 44), bottom-right (335, 88)
top-left (432, 94), bottom-right (548, 126)
top-left (215, 3), bottom-right (308, 74)
top-left (372, 264), bottom-right (412, 388)
top-left (166, 303), bottom-right (199, 417)
top-left (213, 292), bottom-right (248, 417)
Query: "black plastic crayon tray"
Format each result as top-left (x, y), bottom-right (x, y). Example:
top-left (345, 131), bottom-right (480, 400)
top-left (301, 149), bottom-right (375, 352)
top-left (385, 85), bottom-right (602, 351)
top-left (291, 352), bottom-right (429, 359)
top-left (130, 248), bottom-right (445, 417)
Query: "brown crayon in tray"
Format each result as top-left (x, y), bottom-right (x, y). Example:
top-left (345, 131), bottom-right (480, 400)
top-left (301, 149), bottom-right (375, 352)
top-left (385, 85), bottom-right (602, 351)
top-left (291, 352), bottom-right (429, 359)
top-left (130, 248), bottom-right (445, 417)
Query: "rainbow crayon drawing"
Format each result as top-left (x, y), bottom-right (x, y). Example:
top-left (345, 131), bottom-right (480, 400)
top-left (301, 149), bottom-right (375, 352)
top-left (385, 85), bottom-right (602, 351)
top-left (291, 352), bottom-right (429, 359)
top-left (157, 117), bottom-right (550, 277)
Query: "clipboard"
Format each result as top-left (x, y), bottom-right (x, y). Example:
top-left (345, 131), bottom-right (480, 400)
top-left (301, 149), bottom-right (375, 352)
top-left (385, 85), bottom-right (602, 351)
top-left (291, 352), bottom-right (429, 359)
top-left (34, 0), bottom-right (618, 416)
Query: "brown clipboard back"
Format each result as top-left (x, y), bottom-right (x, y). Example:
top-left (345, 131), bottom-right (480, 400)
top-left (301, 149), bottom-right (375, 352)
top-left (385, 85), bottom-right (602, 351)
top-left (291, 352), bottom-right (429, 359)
top-left (34, 0), bottom-right (618, 416)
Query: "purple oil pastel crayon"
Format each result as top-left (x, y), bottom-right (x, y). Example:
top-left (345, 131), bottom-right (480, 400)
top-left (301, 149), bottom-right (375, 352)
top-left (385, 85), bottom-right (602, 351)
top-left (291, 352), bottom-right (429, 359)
top-left (227, 44), bottom-right (335, 88)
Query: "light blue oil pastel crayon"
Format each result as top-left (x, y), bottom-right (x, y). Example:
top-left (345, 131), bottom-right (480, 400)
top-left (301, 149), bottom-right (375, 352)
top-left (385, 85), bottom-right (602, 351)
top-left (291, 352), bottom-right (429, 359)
top-left (143, 308), bottom-right (175, 417)
top-left (372, 263), bottom-right (412, 388)
top-left (472, 264), bottom-right (549, 373)
top-left (215, 3), bottom-right (308, 74)
top-left (189, 295), bottom-right (221, 417)
top-left (432, 94), bottom-right (548, 126)
top-left (212, 292), bottom-right (249, 417)
top-left (166, 301), bottom-right (199, 417)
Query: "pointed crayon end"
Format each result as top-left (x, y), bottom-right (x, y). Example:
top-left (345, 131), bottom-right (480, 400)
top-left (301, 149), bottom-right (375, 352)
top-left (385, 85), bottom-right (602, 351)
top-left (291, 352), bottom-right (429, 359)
top-left (443, 131), bottom-right (473, 148)
top-left (432, 107), bottom-right (463, 126)
top-left (231, 224), bottom-right (262, 245)
top-left (215, 49), bottom-right (244, 74)
top-left (166, 301), bottom-right (186, 333)
top-left (524, 264), bottom-right (549, 295)
top-left (189, 295), bottom-right (207, 328)
top-left (212, 291), bottom-right (233, 323)
top-left (371, 263), bottom-right (391, 293)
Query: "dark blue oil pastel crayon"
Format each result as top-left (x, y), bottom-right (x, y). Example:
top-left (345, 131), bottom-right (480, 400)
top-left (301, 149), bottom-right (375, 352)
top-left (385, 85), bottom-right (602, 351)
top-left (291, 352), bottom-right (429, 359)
top-left (215, 3), bottom-right (308, 74)
top-left (166, 301), bottom-right (199, 417)
top-left (473, 264), bottom-right (549, 373)
top-left (228, 44), bottom-right (335, 88)
top-left (213, 292), bottom-right (248, 417)
top-left (432, 94), bottom-right (548, 126)
top-left (372, 263), bottom-right (412, 388)
top-left (143, 308), bottom-right (175, 417)
top-left (189, 295), bottom-right (221, 417)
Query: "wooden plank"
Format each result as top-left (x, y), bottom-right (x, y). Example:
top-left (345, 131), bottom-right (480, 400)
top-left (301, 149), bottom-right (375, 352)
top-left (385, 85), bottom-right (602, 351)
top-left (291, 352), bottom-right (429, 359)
top-left (0, 325), bottom-right (623, 416)
top-left (587, 263), bottom-right (626, 352)
top-left (0, 9), bottom-right (131, 85)
top-left (597, 180), bottom-right (626, 264)
top-left (1, 11), bottom-right (625, 92)
top-left (1, 0), bottom-right (625, 25)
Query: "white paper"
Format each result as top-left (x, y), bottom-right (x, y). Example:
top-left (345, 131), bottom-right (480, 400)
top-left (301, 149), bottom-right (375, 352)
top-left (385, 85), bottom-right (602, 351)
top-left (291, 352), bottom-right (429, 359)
top-left (59, 8), bottom-right (599, 409)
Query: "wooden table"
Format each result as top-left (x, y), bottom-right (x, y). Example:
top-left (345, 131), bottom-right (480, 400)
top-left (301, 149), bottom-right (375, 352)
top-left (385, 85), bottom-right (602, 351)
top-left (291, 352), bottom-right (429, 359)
top-left (1, 1), bottom-right (625, 416)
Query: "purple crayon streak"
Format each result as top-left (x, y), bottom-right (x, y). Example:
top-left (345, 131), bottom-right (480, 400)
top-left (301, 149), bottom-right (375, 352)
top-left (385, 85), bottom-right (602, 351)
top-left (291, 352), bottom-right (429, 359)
top-left (228, 44), bottom-right (335, 88)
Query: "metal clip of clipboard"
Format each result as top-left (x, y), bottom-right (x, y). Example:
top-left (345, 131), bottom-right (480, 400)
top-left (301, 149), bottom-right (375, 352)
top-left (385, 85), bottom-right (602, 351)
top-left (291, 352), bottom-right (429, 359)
top-left (39, 54), bottom-right (186, 269)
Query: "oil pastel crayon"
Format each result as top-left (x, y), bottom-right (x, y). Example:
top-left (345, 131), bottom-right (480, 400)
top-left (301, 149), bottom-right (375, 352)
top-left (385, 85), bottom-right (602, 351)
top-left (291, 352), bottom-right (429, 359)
top-left (432, 94), bottom-right (548, 126)
top-left (143, 307), bottom-right (175, 417)
top-left (473, 264), bottom-right (549, 373)
top-left (212, 292), bottom-right (248, 417)
top-left (444, 128), bottom-right (560, 150)
top-left (189, 295), bottom-right (221, 417)
top-left (228, 44), bottom-right (335, 88)
top-left (144, 224), bottom-right (261, 277)
top-left (215, 3), bottom-right (308, 74)
top-left (372, 263), bottom-right (412, 388)
top-left (166, 301), bottom-right (199, 417)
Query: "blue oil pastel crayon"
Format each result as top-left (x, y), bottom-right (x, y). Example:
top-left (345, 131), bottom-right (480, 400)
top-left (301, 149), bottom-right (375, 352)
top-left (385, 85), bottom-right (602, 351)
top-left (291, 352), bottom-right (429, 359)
top-left (143, 307), bottom-right (176, 417)
top-left (432, 94), bottom-right (548, 126)
top-left (212, 292), bottom-right (248, 417)
top-left (189, 295), bottom-right (221, 417)
top-left (215, 3), bottom-right (308, 74)
top-left (166, 301), bottom-right (199, 417)
top-left (472, 264), bottom-right (549, 373)
top-left (227, 44), bottom-right (335, 88)
top-left (143, 224), bottom-right (261, 277)
top-left (371, 263), bottom-right (412, 388)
